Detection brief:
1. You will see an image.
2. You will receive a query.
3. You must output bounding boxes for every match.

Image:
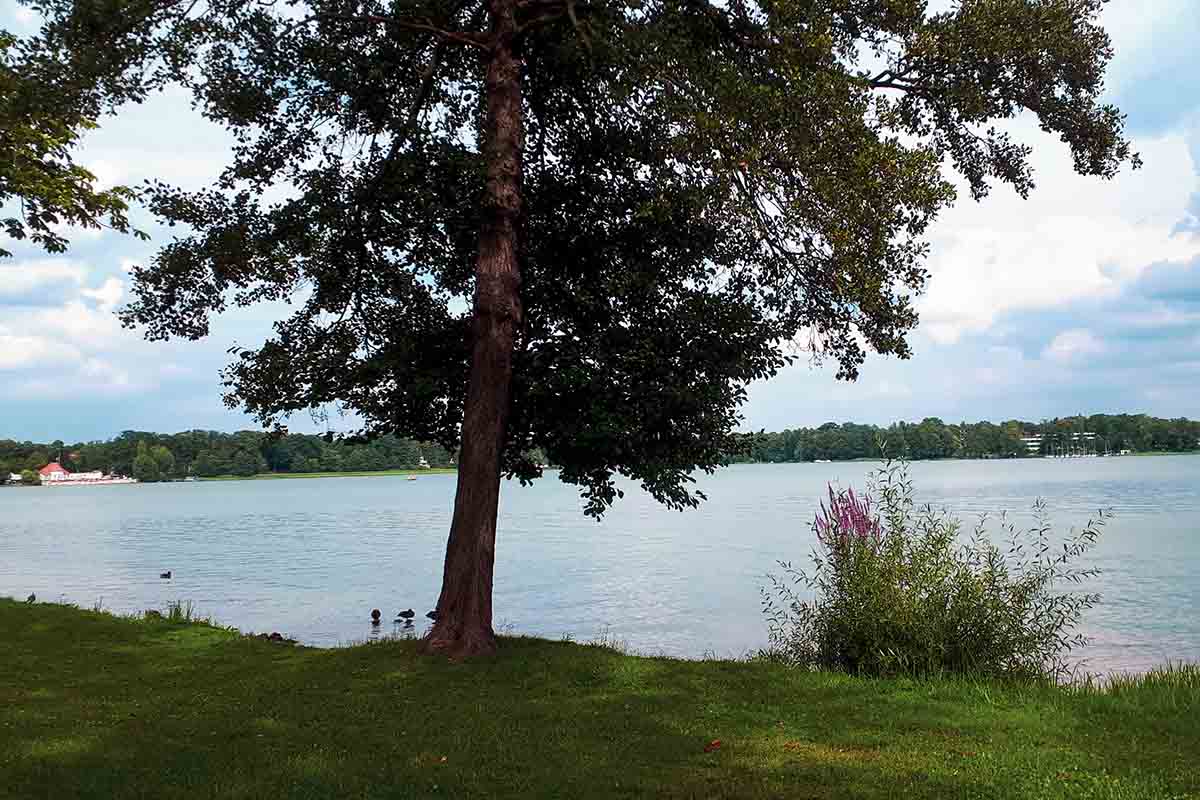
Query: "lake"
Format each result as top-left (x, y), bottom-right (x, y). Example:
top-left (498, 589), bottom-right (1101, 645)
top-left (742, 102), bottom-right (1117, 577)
top-left (2, 457), bottom-right (1198, 673)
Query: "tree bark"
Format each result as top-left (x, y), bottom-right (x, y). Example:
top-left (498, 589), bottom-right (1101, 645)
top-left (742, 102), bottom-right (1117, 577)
top-left (423, 0), bottom-right (523, 659)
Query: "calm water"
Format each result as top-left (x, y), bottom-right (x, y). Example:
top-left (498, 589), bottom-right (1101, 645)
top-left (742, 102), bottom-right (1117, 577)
top-left (3, 457), bottom-right (1198, 672)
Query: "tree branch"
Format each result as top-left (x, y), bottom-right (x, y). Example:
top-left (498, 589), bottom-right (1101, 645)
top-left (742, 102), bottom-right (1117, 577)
top-left (329, 15), bottom-right (490, 50)
top-left (280, 13), bottom-right (490, 51)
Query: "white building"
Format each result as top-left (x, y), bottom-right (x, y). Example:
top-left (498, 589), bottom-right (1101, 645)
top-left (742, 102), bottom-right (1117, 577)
top-left (38, 462), bottom-right (70, 482)
top-left (36, 463), bottom-right (110, 484)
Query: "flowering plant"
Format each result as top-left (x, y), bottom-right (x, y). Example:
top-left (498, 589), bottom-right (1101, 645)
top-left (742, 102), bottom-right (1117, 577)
top-left (814, 485), bottom-right (882, 551)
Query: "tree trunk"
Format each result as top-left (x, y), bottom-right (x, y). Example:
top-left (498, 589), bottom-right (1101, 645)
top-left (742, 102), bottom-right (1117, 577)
top-left (423, 0), bottom-right (523, 659)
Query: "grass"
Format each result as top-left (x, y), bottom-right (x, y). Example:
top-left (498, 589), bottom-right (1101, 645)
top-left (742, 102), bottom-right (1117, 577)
top-left (201, 467), bottom-right (458, 481)
top-left (1, 600), bottom-right (1198, 799)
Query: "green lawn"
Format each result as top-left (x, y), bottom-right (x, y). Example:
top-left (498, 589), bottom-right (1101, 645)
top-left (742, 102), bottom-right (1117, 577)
top-left (201, 467), bottom-right (458, 481)
top-left (1, 600), bottom-right (1197, 799)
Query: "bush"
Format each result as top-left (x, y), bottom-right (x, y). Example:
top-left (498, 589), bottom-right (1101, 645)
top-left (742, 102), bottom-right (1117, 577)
top-left (762, 460), bottom-right (1106, 681)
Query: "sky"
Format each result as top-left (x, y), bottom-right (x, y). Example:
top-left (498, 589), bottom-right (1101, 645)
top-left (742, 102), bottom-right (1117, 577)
top-left (2, 3), bottom-right (1200, 443)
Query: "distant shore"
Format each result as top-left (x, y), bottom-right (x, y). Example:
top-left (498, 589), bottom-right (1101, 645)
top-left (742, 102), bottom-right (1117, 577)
top-left (200, 467), bottom-right (458, 481)
top-left (731, 450), bottom-right (1200, 466)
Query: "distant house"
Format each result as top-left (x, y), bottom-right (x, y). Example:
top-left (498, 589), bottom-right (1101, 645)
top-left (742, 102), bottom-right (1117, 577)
top-left (39, 462), bottom-right (70, 482)
top-left (30, 462), bottom-right (132, 487)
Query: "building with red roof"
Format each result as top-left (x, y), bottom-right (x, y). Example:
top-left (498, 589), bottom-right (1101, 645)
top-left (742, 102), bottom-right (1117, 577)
top-left (38, 462), bottom-right (70, 482)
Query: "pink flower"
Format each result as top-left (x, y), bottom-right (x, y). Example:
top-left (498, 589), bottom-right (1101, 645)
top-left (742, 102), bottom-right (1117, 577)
top-left (814, 484), bottom-right (882, 550)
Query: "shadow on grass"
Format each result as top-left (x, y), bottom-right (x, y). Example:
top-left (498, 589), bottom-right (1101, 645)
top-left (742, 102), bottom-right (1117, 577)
top-left (1, 601), bottom-right (1196, 799)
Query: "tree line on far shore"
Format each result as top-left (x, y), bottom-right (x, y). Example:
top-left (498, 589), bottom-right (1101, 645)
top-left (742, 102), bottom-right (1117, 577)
top-left (732, 413), bottom-right (1200, 464)
top-left (2, 412), bottom-right (1195, 484)
top-left (0, 430), bottom-right (459, 482)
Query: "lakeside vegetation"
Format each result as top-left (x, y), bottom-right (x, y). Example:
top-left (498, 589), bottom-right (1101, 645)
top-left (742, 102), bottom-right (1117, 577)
top-left (3, 598), bottom-right (1198, 799)
top-left (3, 412), bottom-right (1196, 487)
top-left (201, 467), bottom-right (459, 481)
top-left (733, 413), bottom-right (1200, 463)
top-left (0, 431), bottom-right (462, 483)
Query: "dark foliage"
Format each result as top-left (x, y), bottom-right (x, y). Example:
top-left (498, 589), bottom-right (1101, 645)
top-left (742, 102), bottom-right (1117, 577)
top-left (0, 430), bottom-right (453, 480)
top-left (734, 413), bottom-right (1200, 463)
top-left (19, 0), bottom-right (1137, 514)
top-left (0, 29), bottom-right (143, 257)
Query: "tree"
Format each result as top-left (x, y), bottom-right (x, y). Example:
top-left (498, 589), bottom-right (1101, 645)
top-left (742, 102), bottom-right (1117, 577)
top-left (0, 30), bottom-right (143, 257)
top-left (33, 0), bottom-right (1136, 656)
top-left (231, 448), bottom-right (266, 477)
top-left (24, 451), bottom-right (49, 471)
top-left (151, 445), bottom-right (176, 480)
top-left (132, 442), bottom-right (161, 483)
top-left (19, 469), bottom-right (40, 486)
top-left (191, 449), bottom-right (225, 478)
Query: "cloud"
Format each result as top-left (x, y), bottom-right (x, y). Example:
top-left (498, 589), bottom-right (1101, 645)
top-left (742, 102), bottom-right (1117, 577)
top-left (80, 277), bottom-right (124, 312)
top-left (918, 126), bottom-right (1200, 344)
top-left (0, 259), bottom-right (89, 306)
top-left (0, 330), bottom-right (80, 371)
top-left (77, 85), bottom-right (234, 192)
top-left (745, 249), bottom-right (1200, 430)
top-left (1104, 1), bottom-right (1200, 136)
top-left (1042, 329), bottom-right (1105, 364)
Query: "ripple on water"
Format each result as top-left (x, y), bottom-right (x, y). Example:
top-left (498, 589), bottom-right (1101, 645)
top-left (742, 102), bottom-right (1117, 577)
top-left (2, 459), bottom-right (1198, 671)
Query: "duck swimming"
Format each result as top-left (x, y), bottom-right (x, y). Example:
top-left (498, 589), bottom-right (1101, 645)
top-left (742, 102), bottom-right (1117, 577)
top-left (370, 608), bottom-right (382, 624)
top-left (160, 571), bottom-right (172, 580)
top-left (396, 609), bottom-right (415, 620)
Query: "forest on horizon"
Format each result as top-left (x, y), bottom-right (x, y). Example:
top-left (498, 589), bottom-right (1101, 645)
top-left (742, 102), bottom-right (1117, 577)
top-left (2, 413), bottom-right (1197, 482)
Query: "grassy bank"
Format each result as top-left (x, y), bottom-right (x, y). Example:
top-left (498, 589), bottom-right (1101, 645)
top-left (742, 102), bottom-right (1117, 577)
top-left (2, 600), bottom-right (1198, 799)
top-left (201, 467), bottom-right (458, 481)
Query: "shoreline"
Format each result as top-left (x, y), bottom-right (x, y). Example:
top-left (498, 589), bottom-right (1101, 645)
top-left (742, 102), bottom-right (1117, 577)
top-left (200, 467), bottom-right (459, 481)
top-left (728, 450), bottom-right (1200, 466)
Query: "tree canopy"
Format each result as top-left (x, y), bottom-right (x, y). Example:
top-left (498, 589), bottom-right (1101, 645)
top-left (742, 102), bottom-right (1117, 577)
top-left (24, 0), bottom-right (1137, 655)
top-left (0, 429), bottom-right (454, 480)
top-left (0, 28), bottom-right (143, 256)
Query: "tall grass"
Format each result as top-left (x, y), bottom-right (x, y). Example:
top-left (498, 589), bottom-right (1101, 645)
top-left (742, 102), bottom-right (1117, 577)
top-left (166, 600), bottom-right (198, 624)
top-left (1077, 662), bottom-right (1200, 708)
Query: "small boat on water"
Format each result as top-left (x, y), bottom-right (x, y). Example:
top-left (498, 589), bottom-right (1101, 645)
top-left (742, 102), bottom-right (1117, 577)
top-left (406, 475), bottom-right (417, 481)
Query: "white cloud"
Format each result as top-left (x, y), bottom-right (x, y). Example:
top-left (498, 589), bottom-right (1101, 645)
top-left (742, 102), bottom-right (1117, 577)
top-left (918, 126), bottom-right (1200, 344)
top-left (0, 332), bottom-right (81, 371)
top-left (1114, 305), bottom-right (1200, 330)
top-left (0, 259), bottom-right (88, 299)
top-left (32, 299), bottom-right (127, 350)
top-left (159, 362), bottom-right (194, 378)
top-left (80, 357), bottom-right (134, 390)
top-left (872, 380), bottom-right (911, 398)
top-left (81, 277), bottom-right (125, 312)
top-left (76, 85), bottom-right (233, 192)
top-left (1042, 329), bottom-right (1106, 364)
top-left (1102, 0), bottom-right (1200, 93)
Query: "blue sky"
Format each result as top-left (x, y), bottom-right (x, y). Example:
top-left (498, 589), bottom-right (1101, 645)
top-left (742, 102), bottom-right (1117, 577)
top-left (2, 3), bottom-right (1200, 442)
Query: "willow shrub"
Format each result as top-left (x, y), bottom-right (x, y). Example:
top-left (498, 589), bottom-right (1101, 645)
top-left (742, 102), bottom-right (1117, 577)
top-left (762, 461), bottom-right (1107, 681)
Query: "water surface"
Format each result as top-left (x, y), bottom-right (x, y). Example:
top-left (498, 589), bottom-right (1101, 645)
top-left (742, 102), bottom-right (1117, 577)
top-left (3, 457), bottom-right (1197, 672)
